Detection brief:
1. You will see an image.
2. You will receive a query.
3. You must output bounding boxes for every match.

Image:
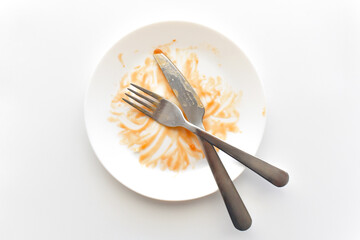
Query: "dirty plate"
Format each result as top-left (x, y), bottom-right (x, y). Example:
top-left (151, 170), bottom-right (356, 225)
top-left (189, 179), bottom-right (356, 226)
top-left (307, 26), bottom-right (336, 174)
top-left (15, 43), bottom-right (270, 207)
top-left (84, 21), bottom-right (266, 201)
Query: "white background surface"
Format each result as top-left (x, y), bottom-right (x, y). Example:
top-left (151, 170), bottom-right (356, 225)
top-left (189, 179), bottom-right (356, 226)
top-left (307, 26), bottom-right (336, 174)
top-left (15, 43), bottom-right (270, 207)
top-left (1, 0), bottom-right (359, 239)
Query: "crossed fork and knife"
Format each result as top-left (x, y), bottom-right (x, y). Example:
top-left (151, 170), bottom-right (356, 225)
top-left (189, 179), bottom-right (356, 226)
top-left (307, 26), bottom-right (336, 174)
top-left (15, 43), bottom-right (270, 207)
top-left (123, 51), bottom-right (289, 231)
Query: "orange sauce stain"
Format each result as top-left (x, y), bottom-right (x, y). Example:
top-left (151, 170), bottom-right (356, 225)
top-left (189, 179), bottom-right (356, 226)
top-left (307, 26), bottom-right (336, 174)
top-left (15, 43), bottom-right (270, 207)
top-left (204, 43), bottom-right (219, 55)
top-left (153, 48), bottom-right (164, 54)
top-left (117, 53), bottom-right (125, 67)
top-left (262, 107), bottom-right (266, 117)
top-left (155, 39), bottom-right (177, 55)
top-left (109, 42), bottom-right (242, 171)
top-left (211, 47), bottom-right (219, 55)
top-left (107, 116), bottom-right (118, 122)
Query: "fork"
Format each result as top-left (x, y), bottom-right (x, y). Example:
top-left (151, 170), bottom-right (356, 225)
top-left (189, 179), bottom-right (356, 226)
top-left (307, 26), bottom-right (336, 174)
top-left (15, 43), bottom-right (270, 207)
top-left (123, 83), bottom-right (289, 188)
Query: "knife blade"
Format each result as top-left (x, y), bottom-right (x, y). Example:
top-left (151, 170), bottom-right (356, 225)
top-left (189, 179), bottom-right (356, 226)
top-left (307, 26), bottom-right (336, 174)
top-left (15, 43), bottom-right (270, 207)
top-left (152, 52), bottom-right (205, 125)
top-left (154, 50), bottom-right (252, 231)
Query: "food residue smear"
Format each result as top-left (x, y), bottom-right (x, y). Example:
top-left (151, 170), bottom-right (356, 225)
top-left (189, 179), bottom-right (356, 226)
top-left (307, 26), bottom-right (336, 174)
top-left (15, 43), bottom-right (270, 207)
top-left (109, 41), bottom-right (242, 171)
top-left (153, 48), bottom-right (164, 54)
top-left (118, 53), bottom-right (125, 67)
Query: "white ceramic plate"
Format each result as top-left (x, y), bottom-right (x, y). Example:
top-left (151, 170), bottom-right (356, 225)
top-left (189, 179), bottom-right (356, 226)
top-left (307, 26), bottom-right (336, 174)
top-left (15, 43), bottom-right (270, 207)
top-left (85, 21), bottom-right (266, 201)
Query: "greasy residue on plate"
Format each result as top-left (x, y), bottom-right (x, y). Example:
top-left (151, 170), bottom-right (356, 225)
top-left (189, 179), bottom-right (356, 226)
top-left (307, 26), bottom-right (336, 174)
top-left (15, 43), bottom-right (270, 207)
top-left (109, 41), bottom-right (242, 171)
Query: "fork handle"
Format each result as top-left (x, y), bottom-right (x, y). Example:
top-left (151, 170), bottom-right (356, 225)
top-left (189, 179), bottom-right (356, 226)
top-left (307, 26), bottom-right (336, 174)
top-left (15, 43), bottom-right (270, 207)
top-left (198, 137), bottom-right (252, 231)
top-left (188, 124), bottom-right (289, 187)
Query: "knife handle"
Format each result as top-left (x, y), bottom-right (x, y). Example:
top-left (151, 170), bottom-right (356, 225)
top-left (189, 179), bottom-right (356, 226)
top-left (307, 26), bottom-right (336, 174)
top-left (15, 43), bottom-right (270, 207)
top-left (198, 137), bottom-right (252, 231)
top-left (193, 127), bottom-right (289, 187)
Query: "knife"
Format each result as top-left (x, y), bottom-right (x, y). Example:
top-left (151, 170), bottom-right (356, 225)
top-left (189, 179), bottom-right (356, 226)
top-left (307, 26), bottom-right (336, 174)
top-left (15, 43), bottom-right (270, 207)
top-left (154, 51), bottom-right (252, 231)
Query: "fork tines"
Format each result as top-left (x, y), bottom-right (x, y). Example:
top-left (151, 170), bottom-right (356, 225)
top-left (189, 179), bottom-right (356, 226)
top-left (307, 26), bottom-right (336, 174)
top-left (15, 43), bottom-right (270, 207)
top-left (130, 83), bottom-right (162, 100)
top-left (122, 83), bottom-right (162, 118)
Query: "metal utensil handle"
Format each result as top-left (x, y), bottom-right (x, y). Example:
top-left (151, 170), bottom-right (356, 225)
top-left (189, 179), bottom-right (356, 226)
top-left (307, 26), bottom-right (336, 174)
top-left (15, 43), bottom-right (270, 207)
top-left (198, 137), bottom-right (252, 231)
top-left (193, 127), bottom-right (289, 187)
